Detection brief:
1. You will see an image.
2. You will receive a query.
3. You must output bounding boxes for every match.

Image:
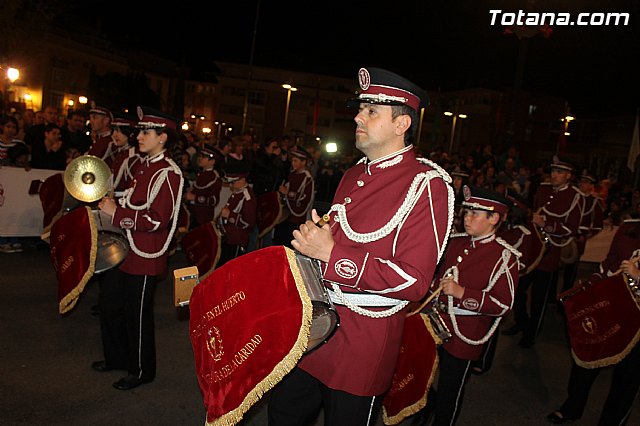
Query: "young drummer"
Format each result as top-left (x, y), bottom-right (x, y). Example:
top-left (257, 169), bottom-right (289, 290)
top-left (421, 185), bottom-right (521, 425)
top-left (185, 144), bottom-right (222, 228)
top-left (218, 162), bottom-right (257, 266)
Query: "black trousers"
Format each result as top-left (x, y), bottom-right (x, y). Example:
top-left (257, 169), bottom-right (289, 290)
top-left (513, 268), bottom-right (554, 342)
top-left (559, 343), bottom-right (640, 425)
top-left (268, 367), bottom-right (382, 426)
top-left (433, 347), bottom-right (471, 426)
top-left (99, 268), bottom-right (157, 381)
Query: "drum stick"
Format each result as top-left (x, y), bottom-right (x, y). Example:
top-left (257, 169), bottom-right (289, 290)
top-left (612, 255), bottom-right (640, 276)
top-left (315, 213), bottom-right (331, 228)
top-left (408, 285), bottom-right (443, 316)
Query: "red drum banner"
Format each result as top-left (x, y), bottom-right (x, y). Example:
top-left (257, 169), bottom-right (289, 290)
top-left (562, 274), bottom-right (640, 368)
top-left (50, 206), bottom-right (97, 314)
top-left (181, 221), bottom-right (221, 282)
top-left (256, 191), bottom-right (285, 238)
top-left (39, 173), bottom-right (65, 234)
top-left (382, 313), bottom-right (438, 425)
top-left (189, 246), bottom-right (313, 426)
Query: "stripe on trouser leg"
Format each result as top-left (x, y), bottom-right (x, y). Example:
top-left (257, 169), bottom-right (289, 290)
top-left (449, 362), bottom-right (470, 426)
top-left (137, 275), bottom-right (147, 379)
top-left (366, 396), bottom-right (376, 426)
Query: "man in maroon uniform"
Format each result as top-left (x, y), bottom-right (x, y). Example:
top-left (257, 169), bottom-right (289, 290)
top-left (185, 144), bottom-right (222, 228)
top-left (546, 216), bottom-right (640, 425)
top-left (273, 145), bottom-right (315, 247)
top-left (560, 169), bottom-right (605, 292)
top-left (218, 162), bottom-right (257, 266)
top-left (95, 106), bottom-right (183, 390)
top-left (86, 105), bottom-right (113, 159)
top-left (419, 185), bottom-right (520, 425)
top-left (268, 67), bottom-right (454, 425)
top-left (503, 157), bottom-right (583, 347)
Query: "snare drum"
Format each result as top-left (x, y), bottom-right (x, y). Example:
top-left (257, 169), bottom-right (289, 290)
top-left (295, 253), bottom-right (340, 352)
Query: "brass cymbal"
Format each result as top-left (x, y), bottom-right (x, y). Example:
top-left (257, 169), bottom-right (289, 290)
top-left (63, 155), bottom-right (112, 202)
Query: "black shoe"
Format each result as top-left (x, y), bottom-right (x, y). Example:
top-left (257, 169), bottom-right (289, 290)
top-left (546, 411), bottom-right (577, 424)
top-left (502, 324), bottom-right (522, 336)
top-left (112, 375), bottom-right (153, 391)
top-left (518, 337), bottom-right (535, 348)
top-left (92, 360), bottom-right (114, 372)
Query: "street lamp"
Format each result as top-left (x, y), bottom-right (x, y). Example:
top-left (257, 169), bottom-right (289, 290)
top-left (444, 111), bottom-right (468, 153)
top-left (282, 83), bottom-right (298, 132)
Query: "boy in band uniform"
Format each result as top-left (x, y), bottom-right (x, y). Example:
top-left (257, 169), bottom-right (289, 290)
top-left (218, 163), bottom-right (257, 266)
top-left (185, 144), bottom-right (222, 228)
top-left (418, 185), bottom-right (520, 425)
top-left (273, 145), bottom-right (315, 247)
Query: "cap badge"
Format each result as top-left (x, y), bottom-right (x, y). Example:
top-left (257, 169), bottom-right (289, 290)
top-left (463, 185), bottom-right (471, 201)
top-left (552, 155), bottom-right (559, 164)
top-left (358, 68), bottom-right (370, 91)
top-left (137, 106), bottom-right (144, 120)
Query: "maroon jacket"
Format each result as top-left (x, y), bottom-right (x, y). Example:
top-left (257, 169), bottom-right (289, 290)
top-left (86, 131), bottom-right (112, 159)
top-left (589, 219), bottom-right (640, 283)
top-left (221, 186), bottom-right (257, 246)
top-left (105, 144), bottom-right (138, 193)
top-left (299, 146), bottom-right (453, 396)
top-left (188, 168), bottom-right (222, 226)
top-left (432, 234), bottom-right (520, 360)
top-left (111, 151), bottom-right (183, 276)
top-left (283, 169), bottom-right (314, 225)
top-left (577, 192), bottom-right (605, 253)
top-left (534, 182), bottom-right (583, 272)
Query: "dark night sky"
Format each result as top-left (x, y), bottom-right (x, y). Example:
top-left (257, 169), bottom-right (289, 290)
top-left (65, 0), bottom-right (639, 117)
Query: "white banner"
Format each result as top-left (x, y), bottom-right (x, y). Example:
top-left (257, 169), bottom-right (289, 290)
top-left (0, 167), bottom-right (61, 237)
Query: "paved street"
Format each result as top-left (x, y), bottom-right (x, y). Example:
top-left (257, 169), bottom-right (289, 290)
top-left (1, 239), bottom-right (637, 425)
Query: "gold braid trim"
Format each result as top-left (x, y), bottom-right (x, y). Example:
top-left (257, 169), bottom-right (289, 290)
top-left (572, 283), bottom-right (640, 369)
top-left (59, 206), bottom-right (98, 314)
top-left (206, 246), bottom-right (313, 426)
top-left (382, 314), bottom-right (439, 425)
top-left (199, 223), bottom-right (222, 283)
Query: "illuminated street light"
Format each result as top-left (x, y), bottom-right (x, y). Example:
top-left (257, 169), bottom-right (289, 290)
top-left (78, 96), bottom-right (88, 105)
top-left (6, 68), bottom-right (19, 82)
top-left (325, 142), bottom-right (338, 153)
top-left (282, 83), bottom-right (298, 131)
top-left (444, 111), bottom-right (468, 153)
top-left (182, 122), bottom-right (190, 131)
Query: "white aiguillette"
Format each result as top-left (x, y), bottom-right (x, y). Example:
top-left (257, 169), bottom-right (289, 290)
top-left (173, 266), bottom-right (199, 307)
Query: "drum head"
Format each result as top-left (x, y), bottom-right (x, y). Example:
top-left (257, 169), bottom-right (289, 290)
top-left (95, 232), bottom-right (129, 274)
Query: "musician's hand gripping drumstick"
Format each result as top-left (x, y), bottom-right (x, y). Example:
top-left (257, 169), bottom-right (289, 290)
top-left (292, 209), bottom-right (334, 263)
top-left (315, 213), bottom-right (331, 228)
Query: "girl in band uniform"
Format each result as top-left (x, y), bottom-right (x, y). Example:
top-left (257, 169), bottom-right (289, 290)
top-left (95, 106), bottom-right (183, 390)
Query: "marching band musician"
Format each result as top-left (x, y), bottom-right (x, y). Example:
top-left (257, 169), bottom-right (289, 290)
top-left (95, 106), bottom-right (183, 391)
top-left (104, 113), bottom-right (140, 195)
top-left (217, 161), bottom-right (257, 266)
top-left (86, 105), bottom-right (114, 159)
top-left (273, 145), bottom-right (315, 248)
top-left (268, 67), bottom-right (454, 426)
top-left (414, 185), bottom-right (520, 425)
top-left (560, 169), bottom-right (605, 293)
top-left (503, 156), bottom-right (583, 347)
top-left (184, 144), bottom-right (222, 228)
top-left (546, 215), bottom-right (640, 425)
